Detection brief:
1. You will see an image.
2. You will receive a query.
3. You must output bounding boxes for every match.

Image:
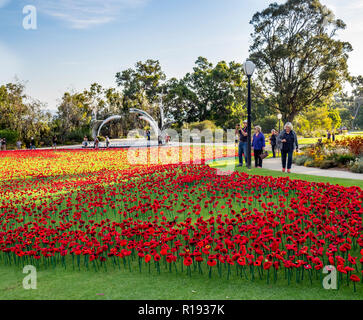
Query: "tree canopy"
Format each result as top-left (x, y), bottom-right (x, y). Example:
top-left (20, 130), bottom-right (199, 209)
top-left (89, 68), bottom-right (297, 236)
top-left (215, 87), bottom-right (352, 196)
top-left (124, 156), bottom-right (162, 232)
top-left (249, 0), bottom-right (352, 122)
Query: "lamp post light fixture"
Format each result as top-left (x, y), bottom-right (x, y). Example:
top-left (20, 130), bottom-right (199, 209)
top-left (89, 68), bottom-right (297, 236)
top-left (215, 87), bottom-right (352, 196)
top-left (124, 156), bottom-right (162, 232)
top-left (277, 113), bottom-right (282, 133)
top-left (243, 60), bottom-right (256, 169)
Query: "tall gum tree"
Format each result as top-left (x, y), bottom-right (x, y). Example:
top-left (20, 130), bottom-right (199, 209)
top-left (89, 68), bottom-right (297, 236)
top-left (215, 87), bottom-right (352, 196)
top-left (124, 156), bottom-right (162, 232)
top-left (248, 0), bottom-right (352, 123)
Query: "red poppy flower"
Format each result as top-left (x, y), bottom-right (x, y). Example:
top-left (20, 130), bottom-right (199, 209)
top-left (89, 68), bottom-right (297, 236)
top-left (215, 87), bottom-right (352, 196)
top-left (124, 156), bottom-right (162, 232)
top-left (350, 274), bottom-right (360, 282)
top-left (207, 259), bottom-right (217, 267)
top-left (183, 257), bottom-right (193, 266)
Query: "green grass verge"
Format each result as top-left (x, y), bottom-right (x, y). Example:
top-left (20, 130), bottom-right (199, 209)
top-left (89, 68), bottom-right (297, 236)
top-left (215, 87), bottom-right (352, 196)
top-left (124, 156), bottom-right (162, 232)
top-left (297, 133), bottom-right (363, 145)
top-left (209, 158), bottom-right (363, 188)
top-left (1, 261), bottom-right (361, 300)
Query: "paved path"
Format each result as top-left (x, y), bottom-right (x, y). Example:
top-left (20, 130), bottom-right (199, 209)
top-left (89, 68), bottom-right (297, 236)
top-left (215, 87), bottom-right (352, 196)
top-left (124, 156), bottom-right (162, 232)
top-left (263, 157), bottom-right (362, 180)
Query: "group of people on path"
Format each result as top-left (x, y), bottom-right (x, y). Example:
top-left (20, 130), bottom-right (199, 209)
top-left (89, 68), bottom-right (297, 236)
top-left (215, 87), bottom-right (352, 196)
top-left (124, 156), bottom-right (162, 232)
top-left (326, 130), bottom-right (336, 142)
top-left (82, 136), bottom-right (110, 149)
top-left (236, 120), bottom-right (299, 172)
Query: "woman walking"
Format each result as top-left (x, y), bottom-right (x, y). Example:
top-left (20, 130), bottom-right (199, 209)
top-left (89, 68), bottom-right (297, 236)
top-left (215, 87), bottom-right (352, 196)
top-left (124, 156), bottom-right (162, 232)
top-left (94, 137), bottom-right (99, 149)
top-left (277, 122), bottom-right (299, 173)
top-left (252, 126), bottom-right (266, 168)
top-left (269, 129), bottom-right (277, 158)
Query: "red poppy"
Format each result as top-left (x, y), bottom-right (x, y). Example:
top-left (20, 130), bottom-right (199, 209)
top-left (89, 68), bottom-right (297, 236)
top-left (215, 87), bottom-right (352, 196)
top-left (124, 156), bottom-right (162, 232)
top-left (350, 274), bottom-right (360, 282)
top-left (207, 259), bottom-right (217, 267)
top-left (183, 257), bottom-right (193, 266)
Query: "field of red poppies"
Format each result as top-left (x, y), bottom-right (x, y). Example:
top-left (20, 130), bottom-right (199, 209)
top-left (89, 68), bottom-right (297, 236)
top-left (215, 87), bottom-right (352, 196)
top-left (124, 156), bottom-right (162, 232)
top-left (0, 147), bottom-right (362, 294)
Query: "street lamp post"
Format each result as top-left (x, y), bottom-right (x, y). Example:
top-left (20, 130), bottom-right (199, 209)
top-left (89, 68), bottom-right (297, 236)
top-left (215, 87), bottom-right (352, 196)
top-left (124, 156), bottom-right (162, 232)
top-left (277, 113), bottom-right (282, 158)
top-left (277, 113), bottom-right (282, 133)
top-left (243, 60), bottom-right (256, 169)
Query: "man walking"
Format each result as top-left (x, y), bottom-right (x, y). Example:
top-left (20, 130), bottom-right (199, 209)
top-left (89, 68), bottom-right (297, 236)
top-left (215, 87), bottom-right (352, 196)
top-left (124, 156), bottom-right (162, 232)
top-left (235, 120), bottom-right (248, 167)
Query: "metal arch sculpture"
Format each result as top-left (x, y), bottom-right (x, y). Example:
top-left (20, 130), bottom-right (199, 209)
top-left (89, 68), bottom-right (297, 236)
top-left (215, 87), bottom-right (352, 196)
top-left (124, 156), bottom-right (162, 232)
top-left (96, 115), bottom-right (122, 138)
top-left (91, 119), bottom-right (103, 139)
top-left (92, 104), bottom-right (172, 143)
top-left (94, 109), bottom-right (163, 139)
top-left (129, 108), bottom-right (162, 137)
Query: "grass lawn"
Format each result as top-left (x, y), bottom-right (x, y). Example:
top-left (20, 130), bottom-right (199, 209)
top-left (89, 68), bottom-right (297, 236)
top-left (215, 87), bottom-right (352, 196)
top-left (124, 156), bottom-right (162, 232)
top-left (1, 258), bottom-right (362, 300)
top-left (298, 132), bottom-right (363, 145)
top-left (209, 158), bottom-right (363, 189)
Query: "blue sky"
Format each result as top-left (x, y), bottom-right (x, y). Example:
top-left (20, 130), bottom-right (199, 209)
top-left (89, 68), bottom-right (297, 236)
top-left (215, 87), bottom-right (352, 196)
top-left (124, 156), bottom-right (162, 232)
top-left (0, 0), bottom-right (362, 112)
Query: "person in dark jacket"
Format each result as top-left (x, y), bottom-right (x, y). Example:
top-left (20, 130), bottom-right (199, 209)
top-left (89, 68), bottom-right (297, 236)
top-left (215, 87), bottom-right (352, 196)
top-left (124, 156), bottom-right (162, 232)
top-left (30, 137), bottom-right (36, 150)
top-left (235, 120), bottom-right (248, 167)
top-left (52, 136), bottom-right (57, 150)
top-left (269, 129), bottom-right (277, 158)
top-left (252, 125), bottom-right (266, 168)
top-left (277, 122), bottom-right (299, 173)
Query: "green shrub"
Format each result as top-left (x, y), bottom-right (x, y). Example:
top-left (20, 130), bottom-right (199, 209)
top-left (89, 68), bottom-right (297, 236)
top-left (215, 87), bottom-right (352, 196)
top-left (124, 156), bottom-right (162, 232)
top-left (0, 129), bottom-right (19, 144)
top-left (65, 128), bottom-right (91, 143)
top-left (349, 158), bottom-right (363, 173)
top-left (334, 153), bottom-right (356, 166)
top-left (294, 155), bottom-right (310, 166)
top-left (187, 120), bottom-right (218, 132)
top-left (319, 160), bottom-right (337, 169)
top-left (257, 116), bottom-right (278, 133)
top-left (304, 160), bottom-right (316, 167)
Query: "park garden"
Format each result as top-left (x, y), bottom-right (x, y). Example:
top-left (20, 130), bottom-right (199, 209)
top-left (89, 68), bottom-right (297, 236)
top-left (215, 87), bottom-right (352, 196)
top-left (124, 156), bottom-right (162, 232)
top-left (0, 147), bottom-right (362, 299)
top-left (0, 0), bottom-right (362, 301)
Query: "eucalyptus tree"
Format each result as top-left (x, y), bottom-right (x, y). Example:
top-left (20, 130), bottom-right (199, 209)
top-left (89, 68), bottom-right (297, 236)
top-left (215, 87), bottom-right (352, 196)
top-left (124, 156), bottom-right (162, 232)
top-left (249, 0), bottom-right (352, 122)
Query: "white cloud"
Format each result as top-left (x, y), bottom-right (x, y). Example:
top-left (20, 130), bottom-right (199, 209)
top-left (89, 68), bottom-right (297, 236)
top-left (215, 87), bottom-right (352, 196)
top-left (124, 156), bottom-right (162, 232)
top-left (36, 0), bottom-right (149, 29)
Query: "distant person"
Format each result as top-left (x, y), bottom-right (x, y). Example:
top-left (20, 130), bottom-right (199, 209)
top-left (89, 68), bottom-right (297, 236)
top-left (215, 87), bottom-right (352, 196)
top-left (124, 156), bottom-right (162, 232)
top-left (277, 122), bottom-right (299, 173)
top-left (269, 129), bottom-right (277, 158)
top-left (30, 137), bottom-right (36, 150)
top-left (235, 120), bottom-right (248, 167)
top-left (16, 140), bottom-right (22, 150)
top-left (82, 136), bottom-right (88, 148)
top-left (52, 136), bottom-right (58, 150)
top-left (1, 138), bottom-right (5, 151)
top-left (252, 126), bottom-right (266, 168)
top-left (327, 130), bottom-right (331, 141)
top-left (94, 137), bottom-right (99, 149)
top-left (105, 136), bottom-right (110, 149)
top-left (146, 130), bottom-right (151, 147)
top-left (332, 130), bottom-right (336, 142)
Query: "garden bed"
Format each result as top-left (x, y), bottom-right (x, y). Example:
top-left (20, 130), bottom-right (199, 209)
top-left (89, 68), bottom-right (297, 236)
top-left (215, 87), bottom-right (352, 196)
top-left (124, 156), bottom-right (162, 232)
top-left (294, 136), bottom-right (363, 173)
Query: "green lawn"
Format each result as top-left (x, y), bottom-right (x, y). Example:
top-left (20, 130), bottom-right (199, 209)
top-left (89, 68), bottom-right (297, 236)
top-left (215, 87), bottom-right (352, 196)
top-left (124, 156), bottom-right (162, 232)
top-left (0, 259), bottom-right (361, 300)
top-left (209, 158), bottom-right (363, 188)
top-left (297, 132), bottom-right (363, 145)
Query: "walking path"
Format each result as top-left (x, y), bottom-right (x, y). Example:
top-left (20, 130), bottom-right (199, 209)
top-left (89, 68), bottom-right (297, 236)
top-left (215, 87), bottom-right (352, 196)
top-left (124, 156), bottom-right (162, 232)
top-left (263, 157), bottom-right (362, 180)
